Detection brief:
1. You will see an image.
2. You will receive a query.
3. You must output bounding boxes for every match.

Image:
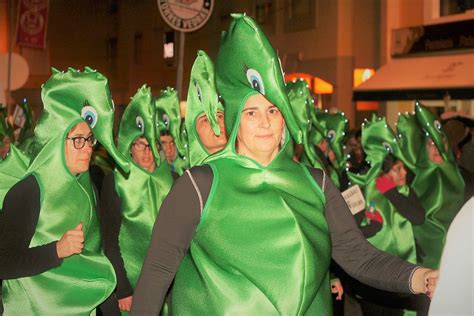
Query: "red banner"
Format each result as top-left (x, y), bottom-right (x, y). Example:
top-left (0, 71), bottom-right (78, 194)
top-left (15, 0), bottom-right (48, 49)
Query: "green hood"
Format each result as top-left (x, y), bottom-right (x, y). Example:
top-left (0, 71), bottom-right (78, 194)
top-left (154, 87), bottom-right (186, 156)
top-left (396, 111), bottom-right (424, 170)
top-left (285, 78), bottom-right (320, 166)
top-left (414, 101), bottom-right (452, 163)
top-left (30, 67), bottom-right (129, 173)
top-left (118, 85), bottom-right (163, 169)
top-left (316, 109), bottom-right (349, 172)
top-left (349, 115), bottom-right (404, 186)
top-left (215, 13), bottom-right (302, 149)
top-left (185, 50), bottom-right (224, 167)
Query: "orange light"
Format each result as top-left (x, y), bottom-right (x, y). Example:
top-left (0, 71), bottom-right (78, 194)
top-left (356, 101), bottom-right (379, 111)
top-left (353, 68), bottom-right (375, 88)
top-left (285, 72), bottom-right (333, 95)
top-left (313, 77), bottom-right (333, 94)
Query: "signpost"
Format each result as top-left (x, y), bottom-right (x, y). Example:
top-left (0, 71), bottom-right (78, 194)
top-left (157, 0), bottom-right (213, 100)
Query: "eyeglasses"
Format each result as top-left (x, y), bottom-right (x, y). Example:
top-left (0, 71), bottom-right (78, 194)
top-left (67, 135), bottom-right (97, 149)
top-left (132, 141), bottom-right (160, 152)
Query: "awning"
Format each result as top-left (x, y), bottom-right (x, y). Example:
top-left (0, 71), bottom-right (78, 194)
top-left (353, 54), bottom-right (474, 101)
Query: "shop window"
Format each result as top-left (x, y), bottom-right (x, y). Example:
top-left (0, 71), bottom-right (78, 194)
top-left (440, 0), bottom-right (474, 16)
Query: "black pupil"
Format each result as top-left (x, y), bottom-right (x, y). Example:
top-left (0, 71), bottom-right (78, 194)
top-left (85, 115), bottom-right (94, 125)
top-left (252, 79), bottom-right (261, 92)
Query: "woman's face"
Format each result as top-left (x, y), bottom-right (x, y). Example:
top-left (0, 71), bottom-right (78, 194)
top-left (236, 94), bottom-right (285, 164)
top-left (387, 160), bottom-right (407, 187)
top-left (65, 121), bottom-right (93, 175)
top-left (160, 135), bottom-right (176, 164)
top-left (131, 137), bottom-right (156, 172)
top-left (196, 111), bottom-right (227, 154)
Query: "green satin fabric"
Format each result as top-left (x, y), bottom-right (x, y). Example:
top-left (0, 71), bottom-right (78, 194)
top-left (2, 68), bottom-right (131, 314)
top-left (3, 134), bottom-right (116, 315)
top-left (316, 110), bottom-right (349, 174)
top-left (114, 86), bottom-right (173, 309)
top-left (348, 116), bottom-right (417, 264)
top-left (173, 13), bottom-right (333, 314)
top-left (407, 102), bottom-right (465, 268)
top-left (155, 87), bottom-right (189, 175)
top-left (185, 50), bottom-right (225, 167)
top-left (285, 79), bottom-right (319, 166)
top-left (0, 145), bottom-right (29, 205)
top-left (215, 13), bottom-right (303, 146)
top-left (173, 153), bottom-right (332, 315)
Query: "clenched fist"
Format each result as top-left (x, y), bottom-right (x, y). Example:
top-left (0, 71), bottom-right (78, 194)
top-left (56, 223), bottom-right (84, 259)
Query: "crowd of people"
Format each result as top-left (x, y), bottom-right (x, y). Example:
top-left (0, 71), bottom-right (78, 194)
top-left (0, 13), bottom-right (472, 316)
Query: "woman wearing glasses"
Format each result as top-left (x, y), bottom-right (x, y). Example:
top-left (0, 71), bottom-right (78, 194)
top-left (0, 68), bottom-right (130, 315)
top-left (99, 86), bottom-right (173, 314)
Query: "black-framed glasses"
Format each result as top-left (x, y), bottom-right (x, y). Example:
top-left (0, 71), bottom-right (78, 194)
top-left (67, 135), bottom-right (97, 149)
top-left (132, 141), bottom-right (160, 152)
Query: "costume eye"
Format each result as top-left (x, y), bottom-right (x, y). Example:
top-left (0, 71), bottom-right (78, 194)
top-left (136, 116), bottom-right (145, 133)
top-left (434, 120), bottom-right (442, 131)
top-left (195, 82), bottom-right (203, 102)
top-left (327, 130), bottom-right (336, 142)
top-left (81, 105), bottom-right (98, 128)
top-left (246, 68), bottom-right (265, 95)
top-left (382, 141), bottom-right (393, 153)
top-left (162, 114), bottom-right (170, 129)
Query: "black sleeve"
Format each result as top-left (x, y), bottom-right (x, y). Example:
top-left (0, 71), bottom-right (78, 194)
top-left (383, 188), bottom-right (425, 225)
top-left (131, 165), bottom-right (212, 315)
top-left (353, 211), bottom-right (383, 238)
top-left (308, 168), bottom-right (418, 293)
top-left (98, 173), bottom-right (133, 299)
top-left (0, 175), bottom-right (63, 279)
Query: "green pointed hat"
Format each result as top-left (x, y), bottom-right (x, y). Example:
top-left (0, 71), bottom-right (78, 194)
top-left (215, 13), bottom-right (303, 145)
top-left (361, 114), bottom-right (403, 166)
top-left (118, 85), bottom-right (162, 169)
top-left (285, 78), bottom-right (319, 165)
top-left (396, 111), bottom-right (423, 170)
top-left (33, 67), bottom-right (129, 172)
top-left (316, 110), bottom-right (349, 172)
top-left (414, 100), bottom-right (450, 162)
top-left (154, 87), bottom-right (187, 157)
top-left (185, 50), bottom-right (225, 167)
top-left (349, 115), bottom-right (403, 186)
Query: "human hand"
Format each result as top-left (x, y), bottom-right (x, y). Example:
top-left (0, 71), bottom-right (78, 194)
top-left (375, 175), bottom-right (396, 194)
top-left (118, 295), bottom-right (133, 312)
top-left (56, 223), bottom-right (84, 259)
top-left (410, 268), bottom-right (439, 298)
top-left (330, 279), bottom-right (344, 300)
top-left (365, 209), bottom-right (383, 224)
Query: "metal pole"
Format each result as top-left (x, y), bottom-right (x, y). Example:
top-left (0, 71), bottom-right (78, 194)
top-left (6, 0), bottom-right (14, 115)
top-left (175, 31), bottom-right (185, 100)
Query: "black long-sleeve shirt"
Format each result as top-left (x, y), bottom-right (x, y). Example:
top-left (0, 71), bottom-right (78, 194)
top-left (132, 165), bottom-right (419, 315)
top-left (0, 175), bottom-right (63, 279)
top-left (99, 173), bottom-right (133, 299)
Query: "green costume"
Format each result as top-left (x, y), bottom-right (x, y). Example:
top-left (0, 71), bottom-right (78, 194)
top-left (2, 67), bottom-right (129, 315)
top-left (171, 14), bottom-right (332, 315)
top-left (185, 50), bottom-right (225, 167)
top-left (154, 87), bottom-right (188, 175)
top-left (16, 98), bottom-right (36, 155)
top-left (348, 115), bottom-right (417, 266)
top-left (285, 78), bottom-right (322, 167)
top-left (406, 102), bottom-right (465, 269)
top-left (113, 85), bottom-right (173, 314)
